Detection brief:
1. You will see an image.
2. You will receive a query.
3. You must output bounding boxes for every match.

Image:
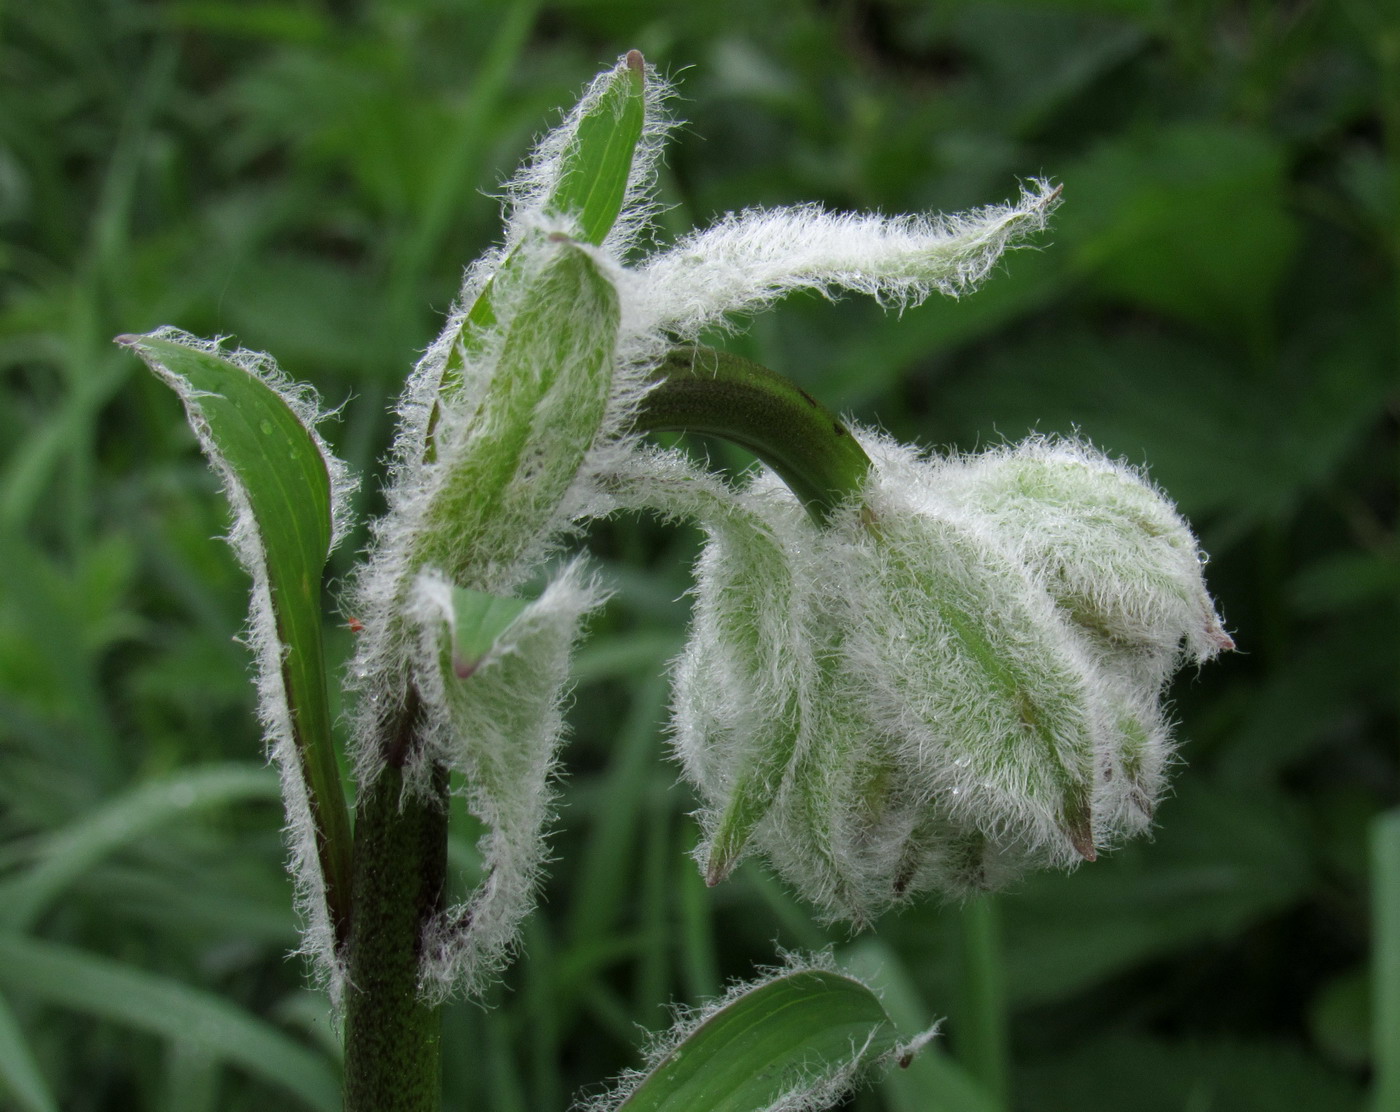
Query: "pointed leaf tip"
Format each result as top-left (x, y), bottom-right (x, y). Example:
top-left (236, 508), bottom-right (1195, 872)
top-left (1067, 818), bottom-right (1097, 862)
top-left (704, 855), bottom-right (731, 888)
top-left (1209, 621), bottom-right (1236, 653)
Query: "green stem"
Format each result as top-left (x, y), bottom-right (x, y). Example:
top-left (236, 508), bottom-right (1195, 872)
top-left (958, 895), bottom-right (1010, 1112)
top-left (638, 345), bottom-right (872, 524)
top-left (1372, 810), bottom-right (1400, 1112)
top-left (343, 691), bottom-right (449, 1112)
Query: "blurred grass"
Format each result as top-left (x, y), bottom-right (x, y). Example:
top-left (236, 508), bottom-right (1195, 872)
top-left (1, 1), bottom-right (1394, 1109)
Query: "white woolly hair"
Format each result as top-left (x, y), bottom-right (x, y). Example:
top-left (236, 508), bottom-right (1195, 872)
top-left (933, 435), bottom-right (1232, 673)
top-left (629, 178), bottom-right (1061, 341)
top-left (581, 445), bottom-right (825, 880)
top-left (836, 438), bottom-right (1106, 871)
top-left (408, 559), bottom-right (606, 1001)
top-left (131, 327), bottom-right (357, 1000)
top-left (573, 951), bottom-right (926, 1112)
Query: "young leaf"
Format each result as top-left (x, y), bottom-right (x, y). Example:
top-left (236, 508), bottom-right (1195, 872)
top-left (445, 587), bottom-right (531, 679)
top-left (545, 48), bottom-right (648, 246)
top-left (117, 331), bottom-right (354, 970)
top-left (590, 964), bottom-right (926, 1112)
top-left (433, 51), bottom-right (647, 413)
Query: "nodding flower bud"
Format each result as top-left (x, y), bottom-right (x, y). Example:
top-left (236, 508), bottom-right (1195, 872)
top-left (933, 438), bottom-right (1234, 677)
top-left (670, 432), bottom-right (1229, 924)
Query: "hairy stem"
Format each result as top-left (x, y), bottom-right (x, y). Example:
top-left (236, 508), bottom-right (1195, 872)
top-left (344, 691), bottom-right (449, 1112)
top-left (638, 345), bottom-right (871, 524)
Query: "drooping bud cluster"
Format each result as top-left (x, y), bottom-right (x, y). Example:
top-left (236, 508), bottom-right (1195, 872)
top-left (335, 50), bottom-right (1071, 989)
top-left (669, 432), bottom-right (1229, 923)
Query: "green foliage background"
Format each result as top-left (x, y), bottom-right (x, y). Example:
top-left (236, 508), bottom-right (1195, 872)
top-left (1, 1), bottom-right (1395, 1109)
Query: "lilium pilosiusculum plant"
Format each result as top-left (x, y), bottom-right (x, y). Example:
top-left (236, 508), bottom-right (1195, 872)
top-left (123, 48), bottom-right (1228, 1112)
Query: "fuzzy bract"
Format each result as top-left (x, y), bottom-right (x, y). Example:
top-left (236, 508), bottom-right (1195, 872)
top-left (631, 181), bottom-right (1060, 341)
top-left (410, 561), bottom-right (605, 1001)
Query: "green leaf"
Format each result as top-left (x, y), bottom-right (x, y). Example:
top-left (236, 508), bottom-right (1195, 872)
top-left (1308, 966), bottom-right (1370, 1069)
top-left (1065, 123), bottom-right (1298, 336)
top-left (0, 933), bottom-right (339, 1112)
top-left (0, 763), bottom-right (280, 931)
top-left (976, 781), bottom-right (1312, 1009)
top-left (446, 587), bottom-right (531, 678)
top-left (118, 333), bottom-right (352, 942)
top-left (612, 967), bottom-right (908, 1112)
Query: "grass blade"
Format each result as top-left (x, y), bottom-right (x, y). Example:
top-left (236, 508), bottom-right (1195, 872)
top-left (0, 933), bottom-right (339, 1112)
top-left (0, 763), bottom-right (279, 931)
top-left (1373, 809), bottom-right (1400, 1112)
top-left (0, 991), bottom-right (57, 1112)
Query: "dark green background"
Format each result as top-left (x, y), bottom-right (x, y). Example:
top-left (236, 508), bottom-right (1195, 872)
top-left (2, 1), bottom-right (1394, 1109)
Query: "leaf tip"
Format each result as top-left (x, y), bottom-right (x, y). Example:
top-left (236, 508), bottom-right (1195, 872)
top-left (625, 48), bottom-right (645, 75)
top-left (1067, 817), bottom-right (1097, 862)
top-left (704, 853), bottom-right (732, 887)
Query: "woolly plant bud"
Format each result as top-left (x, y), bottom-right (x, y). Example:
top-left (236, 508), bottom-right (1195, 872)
top-left (670, 431), bottom-right (1228, 923)
top-left (409, 560), bottom-right (605, 1000)
top-left (936, 438), bottom-right (1233, 679)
